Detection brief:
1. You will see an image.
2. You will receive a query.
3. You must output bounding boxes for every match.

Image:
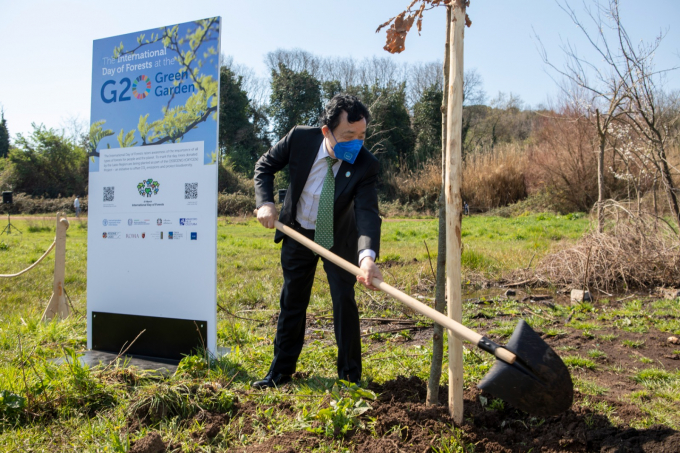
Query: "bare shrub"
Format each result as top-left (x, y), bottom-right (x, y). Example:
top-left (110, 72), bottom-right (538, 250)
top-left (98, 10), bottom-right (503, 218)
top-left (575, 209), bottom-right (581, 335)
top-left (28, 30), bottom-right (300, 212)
top-left (381, 161), bottom-right (441, 212)
top-left (462, 144), bottom-right (527, 210)
top-left (526, 109), bottom-right (601, 213)
top-left (6, 194), bottom-right (86, 215)
top-left (535, 201), bottom-right (680, 292)
top-left (381, 143), bottom-right (527, 214)
top-left (219, 162), bottom-right (254, 195)
top-left (217, 193), bottom-right (254, 217)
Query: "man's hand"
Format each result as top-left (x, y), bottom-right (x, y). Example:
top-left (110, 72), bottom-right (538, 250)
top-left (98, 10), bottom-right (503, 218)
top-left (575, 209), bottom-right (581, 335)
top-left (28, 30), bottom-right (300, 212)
top-left (256, 203), bottom-right (278, 229)
top-left (357, 256), bottom-right (383, 291)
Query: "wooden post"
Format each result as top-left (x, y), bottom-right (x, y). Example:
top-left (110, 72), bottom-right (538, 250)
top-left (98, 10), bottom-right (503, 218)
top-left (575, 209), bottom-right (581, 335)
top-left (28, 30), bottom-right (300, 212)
top-left (445, 0), bottom-right (466, 424)
top-left (42, 212), bottom-right (70, 322)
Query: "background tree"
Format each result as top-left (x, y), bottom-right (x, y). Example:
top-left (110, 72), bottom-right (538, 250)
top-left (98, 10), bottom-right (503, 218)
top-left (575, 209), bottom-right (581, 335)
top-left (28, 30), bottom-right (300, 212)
top-left (219, 67), bottom-right (271, 176)
top-left (8, 124), bottom-right (88, 197)
top-left (412, 84), bottom-right (443, 165)
top-left (359, 82), bottom-right (415, 167)
top-left (0, 108), bottom-right (10, 159)
top-left (539, 0), bottom-right (680, 228)
top-left (269, 64), bottom-right (322, 140)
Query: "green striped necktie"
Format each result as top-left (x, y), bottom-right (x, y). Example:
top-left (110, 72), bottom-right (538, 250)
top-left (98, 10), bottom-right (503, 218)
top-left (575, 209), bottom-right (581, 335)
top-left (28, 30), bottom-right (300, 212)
top-left (314, 157), bottom-right (338, 250)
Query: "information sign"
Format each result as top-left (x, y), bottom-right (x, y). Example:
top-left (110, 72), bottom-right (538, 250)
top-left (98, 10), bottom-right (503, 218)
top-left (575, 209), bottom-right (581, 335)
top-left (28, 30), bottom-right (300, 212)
top-left (87, 18), bottom-right (221, 358)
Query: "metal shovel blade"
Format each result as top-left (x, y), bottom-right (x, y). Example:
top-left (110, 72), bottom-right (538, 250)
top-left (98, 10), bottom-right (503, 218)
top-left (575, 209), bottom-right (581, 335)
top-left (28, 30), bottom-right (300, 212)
top-left (477, 320), bottom-right (573, 417)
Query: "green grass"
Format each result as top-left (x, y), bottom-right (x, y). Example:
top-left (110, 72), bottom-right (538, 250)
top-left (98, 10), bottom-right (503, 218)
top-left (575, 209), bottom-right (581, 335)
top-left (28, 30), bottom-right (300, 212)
top-left (563, 355), bottom-right (597, 371)
top-left (587, 349), bottom-right (607, 359)
top-left (622, 339), bottom-right (645, 349)
top-left (2, 213), bottom-right (679, 450)
top-left (574, 377), bottom-right (608, 396)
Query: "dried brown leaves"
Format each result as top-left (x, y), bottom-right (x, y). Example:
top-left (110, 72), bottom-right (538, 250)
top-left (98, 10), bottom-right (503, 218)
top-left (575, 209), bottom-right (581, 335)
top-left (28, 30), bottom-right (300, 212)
top-left (535, 202), bottom-right (680, 292)
top-left (376, 0), bottom-right (471, 54)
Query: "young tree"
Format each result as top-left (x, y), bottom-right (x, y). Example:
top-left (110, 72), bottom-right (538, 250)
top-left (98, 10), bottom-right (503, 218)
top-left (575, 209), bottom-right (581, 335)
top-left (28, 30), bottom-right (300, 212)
top-left (427, 4), bottom-right (451, 407)
top-left (378, 0), bottom-right (470, 422)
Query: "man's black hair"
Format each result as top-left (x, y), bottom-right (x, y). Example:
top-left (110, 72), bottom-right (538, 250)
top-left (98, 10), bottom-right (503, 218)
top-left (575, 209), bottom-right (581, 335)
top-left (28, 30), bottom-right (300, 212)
top-left (320, 94), bottom-right (371, 132)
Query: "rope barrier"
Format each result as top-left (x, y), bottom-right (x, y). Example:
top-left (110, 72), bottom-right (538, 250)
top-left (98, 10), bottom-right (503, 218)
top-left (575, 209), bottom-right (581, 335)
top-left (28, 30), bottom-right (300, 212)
top-left (0, 239), bottom-right (56, 278)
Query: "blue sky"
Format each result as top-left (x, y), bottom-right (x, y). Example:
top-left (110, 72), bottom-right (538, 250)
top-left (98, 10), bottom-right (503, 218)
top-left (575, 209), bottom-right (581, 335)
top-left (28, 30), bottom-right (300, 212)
top-left (1, 0), bottom-right (678, 139)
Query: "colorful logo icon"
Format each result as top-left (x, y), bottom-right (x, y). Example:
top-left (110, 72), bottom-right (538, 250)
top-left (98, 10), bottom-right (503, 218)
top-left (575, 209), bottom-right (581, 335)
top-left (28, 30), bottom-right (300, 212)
top-left (190, 232), bottom-right (197, 240)
top-left (168, 231), bottom-right (174, 240)
top-left (142, 232), bottom-right (146, 239)
top-left (102, 232), bottom-right (107, 238)
top-left (137, 179), bottom-right (160, 197)
top-left (160, 232), bottom-right (163, 240)
top-left (157, 218), bottom-right (162, 226)
top-left (132, 75), bottom-right (151, 99)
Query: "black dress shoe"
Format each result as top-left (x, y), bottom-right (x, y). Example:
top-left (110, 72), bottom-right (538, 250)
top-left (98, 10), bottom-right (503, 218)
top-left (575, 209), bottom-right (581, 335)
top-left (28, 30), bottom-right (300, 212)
top-left (251, 371), bottom-right (292, 389)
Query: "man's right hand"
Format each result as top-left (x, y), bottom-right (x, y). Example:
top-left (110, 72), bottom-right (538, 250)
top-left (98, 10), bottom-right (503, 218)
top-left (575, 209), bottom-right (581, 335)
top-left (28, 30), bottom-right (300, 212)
top-left (256, 203), bottom-right (278, 229)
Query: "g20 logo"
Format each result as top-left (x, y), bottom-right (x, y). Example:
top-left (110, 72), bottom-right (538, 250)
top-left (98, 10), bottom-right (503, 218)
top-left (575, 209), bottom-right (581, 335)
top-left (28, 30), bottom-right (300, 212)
top-left (132, 75), bottom-right (151, 99)
top-left (101, 75), bottom-right (150, 103)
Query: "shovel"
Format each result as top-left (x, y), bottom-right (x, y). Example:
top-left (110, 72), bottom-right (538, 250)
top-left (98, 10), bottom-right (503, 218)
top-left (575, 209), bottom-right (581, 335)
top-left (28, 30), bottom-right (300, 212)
top-left (267, 219), bottom-right (573, 417)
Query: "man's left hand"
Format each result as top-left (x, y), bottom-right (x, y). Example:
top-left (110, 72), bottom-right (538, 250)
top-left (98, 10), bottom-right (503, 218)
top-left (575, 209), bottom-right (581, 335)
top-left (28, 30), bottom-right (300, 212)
top-left (357, 257), bottom-right (383, 291)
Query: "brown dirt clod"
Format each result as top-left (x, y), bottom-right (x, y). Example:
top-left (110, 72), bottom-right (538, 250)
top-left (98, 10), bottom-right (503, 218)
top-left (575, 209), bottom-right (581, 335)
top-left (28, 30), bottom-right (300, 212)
top-left (130, 432), bottom-right (165, 453)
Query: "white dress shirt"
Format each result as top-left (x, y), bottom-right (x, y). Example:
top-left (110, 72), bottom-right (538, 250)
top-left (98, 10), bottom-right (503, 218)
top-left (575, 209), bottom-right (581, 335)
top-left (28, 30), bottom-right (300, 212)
top-left (263, 139), bottom-right (376, 264)
top-left (296, 140), bottom-right (342, 229)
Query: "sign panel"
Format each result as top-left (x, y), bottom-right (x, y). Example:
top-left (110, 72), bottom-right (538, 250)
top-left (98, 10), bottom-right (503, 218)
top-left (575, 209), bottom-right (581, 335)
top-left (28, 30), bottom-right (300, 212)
top-left (87, 18), bottom-right (221, 356)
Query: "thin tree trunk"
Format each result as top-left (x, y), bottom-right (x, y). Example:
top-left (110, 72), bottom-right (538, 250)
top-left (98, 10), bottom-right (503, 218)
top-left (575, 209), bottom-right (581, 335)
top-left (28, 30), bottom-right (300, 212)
top-left (657, 145), bottom-right (680, 228)
top-left (596, 109), bottom-right (605, 233)
top-left (653, 173), bottom-right (658, 228)
top-left (445, 0), bottom-right (465, 424)
top-left (426, 4), bottom-right (451, 407)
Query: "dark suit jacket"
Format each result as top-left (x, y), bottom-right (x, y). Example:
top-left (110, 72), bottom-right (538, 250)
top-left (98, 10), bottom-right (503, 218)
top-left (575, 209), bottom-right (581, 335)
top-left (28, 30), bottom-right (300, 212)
top-left (254, 126), bottom-right (381, 262)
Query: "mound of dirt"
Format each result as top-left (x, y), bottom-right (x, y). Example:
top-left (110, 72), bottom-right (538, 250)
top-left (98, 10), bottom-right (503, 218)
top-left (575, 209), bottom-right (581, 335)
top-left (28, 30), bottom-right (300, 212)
top-left (370, 376), bottom-right (680, 453)
top-left (130, 432), bottom-right (165, 453)
top-left (190, 410), bottom-right (230, 442)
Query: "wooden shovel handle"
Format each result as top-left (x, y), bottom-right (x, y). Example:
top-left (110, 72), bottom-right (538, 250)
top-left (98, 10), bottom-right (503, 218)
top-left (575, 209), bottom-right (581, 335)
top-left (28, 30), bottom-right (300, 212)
top-left (273, 220), bottom-right (516, 364)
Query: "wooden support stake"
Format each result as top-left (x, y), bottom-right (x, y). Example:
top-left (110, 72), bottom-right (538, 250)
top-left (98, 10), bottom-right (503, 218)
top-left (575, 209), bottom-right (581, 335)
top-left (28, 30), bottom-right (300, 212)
top-left (42, 212), bottom-right (70, 322)
top-left (446, 0), bottom-right (466, 424)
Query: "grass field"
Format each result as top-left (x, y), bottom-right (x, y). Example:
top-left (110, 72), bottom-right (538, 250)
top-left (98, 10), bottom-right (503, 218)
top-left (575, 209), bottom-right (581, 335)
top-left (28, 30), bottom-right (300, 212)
top-left (1, 214), bottom-right (679, 451)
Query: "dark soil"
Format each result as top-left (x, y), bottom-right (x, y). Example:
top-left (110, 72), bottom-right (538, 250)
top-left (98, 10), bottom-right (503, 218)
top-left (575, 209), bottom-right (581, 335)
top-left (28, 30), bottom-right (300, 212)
top-left (130, 432), bottom-right (165, 453)
top-left (189, 410), bottom-right (231, 442)
top-left (131, 293), bottom-right (680, 452)
top-left (240, 375), bottom-right (680, 452)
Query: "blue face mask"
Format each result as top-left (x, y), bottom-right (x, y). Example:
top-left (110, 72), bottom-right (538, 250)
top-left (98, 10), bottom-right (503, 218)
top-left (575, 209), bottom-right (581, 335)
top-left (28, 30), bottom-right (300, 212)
top-left (330, 131), bottom-right (363, 164)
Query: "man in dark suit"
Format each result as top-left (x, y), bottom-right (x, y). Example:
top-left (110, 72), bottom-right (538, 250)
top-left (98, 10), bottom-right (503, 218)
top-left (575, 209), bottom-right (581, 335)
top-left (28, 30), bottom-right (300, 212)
top-left (252, 94), bottom-right (383, 388)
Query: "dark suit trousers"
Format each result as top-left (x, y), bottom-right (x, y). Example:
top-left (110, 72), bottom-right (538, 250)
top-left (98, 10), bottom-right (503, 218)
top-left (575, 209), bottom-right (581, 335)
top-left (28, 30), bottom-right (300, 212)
top-left (269, 226), bottom-right (362, 382)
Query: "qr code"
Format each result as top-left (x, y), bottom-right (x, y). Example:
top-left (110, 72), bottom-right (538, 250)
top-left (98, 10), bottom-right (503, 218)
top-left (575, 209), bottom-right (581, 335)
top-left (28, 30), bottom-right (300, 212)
top-left (103, 186), bottom-right (114, 202)
top-left (185, 183), bottom-right (198, 199)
